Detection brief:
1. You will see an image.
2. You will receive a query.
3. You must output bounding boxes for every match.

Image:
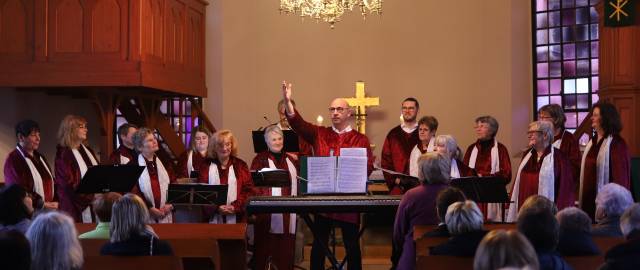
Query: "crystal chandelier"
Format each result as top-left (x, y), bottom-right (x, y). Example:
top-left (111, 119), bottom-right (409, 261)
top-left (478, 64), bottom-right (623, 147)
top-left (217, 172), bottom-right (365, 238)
top-left (279, 0), bottom-right (383, 28)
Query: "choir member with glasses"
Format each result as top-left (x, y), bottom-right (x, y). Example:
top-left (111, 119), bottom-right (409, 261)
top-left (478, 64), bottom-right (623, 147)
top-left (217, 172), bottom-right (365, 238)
top-left (408, 116), bottom-right (438, 178)
top-left (538, 104), bottom-right (581, 184)
top-left (108, 123), bottom-right (138, 165)
top-left (434, 134), bottom-right (474, 178)
top-left (176, 125), bottom-right (212, 179)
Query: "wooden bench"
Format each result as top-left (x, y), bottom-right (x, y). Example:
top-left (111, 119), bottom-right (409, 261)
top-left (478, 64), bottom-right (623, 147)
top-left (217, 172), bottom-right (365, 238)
top-left (416, 255), bottom-right (473, 270)
top-left (77, 223), bottom-right (244, 270)
top-left (83, 256), bottom-right (183, 270)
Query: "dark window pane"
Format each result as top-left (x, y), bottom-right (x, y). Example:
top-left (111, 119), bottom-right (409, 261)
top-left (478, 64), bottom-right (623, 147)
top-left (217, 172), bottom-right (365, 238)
top-left (577, 94), bottom-right (589, 109)
top-left (562, 9), bottom-right (576, 25)
top-left (550, 45), bottom-right (562, 60)
top-left (549, 11), bottom-right (561, 26)
top-left (565, 95), bottom-right (577, 110)
top-left (576, 7), bottom-right (590, 24)
top-left (576, 42), bottom-right (590, 58)
top-left (563, 26), bottom-right (575, 42)
top-left (538, 63), bottom-right (550, 78)
top-left (550, 61), bottom-right (562, 77)
top-left (537, 13), bottom-right (549, 29)
top-left (591, 41), bottom-right (598, 57)
top-left (538, 80), bottom-right (550, 95)
top-left (563, 44), bottom-right (576, 59)
top-left (551, 79), bottom-right (562, 94)
top-left (592, 76), bottom-right (599, 91)
top-left (577, 59), bottom-right (590, 76)
top-left (589, 7), bottom-right (598, 23)
top-left (550, 0), bottom-right (561, 9)
top-left (576, 24), bottom-right (589, 41)
top-left (591, 58), bottom-right (599, 74)
top-left (550, 28), bottom-right (562, 43)
top-left (565, 112), bottom-right (578, 127)
top-left (576, 0), bottom-right (589, 6)
top-left (563, 60), bottom-right (576, 76)
top-left (590, 24), bottom-right (598, 39)
top-left (562, 0), bottom-right (575, 9)
top-left (537, 46), bottom-right (549, 62)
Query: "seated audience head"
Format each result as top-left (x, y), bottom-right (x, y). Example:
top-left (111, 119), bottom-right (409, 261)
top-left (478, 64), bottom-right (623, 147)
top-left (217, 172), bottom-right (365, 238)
top-left (93, 192), bottom-right (123, 223)
top-left (620, 203), bottom-right (640, 238)
top-left (556, 207), bottom-right (592, 234)
top-left (595, 183), bottom-right (633, 223)
top-left (474, 116), bottom-right (499, 140)
top-left (435, 187), bottom-right (466, 224)
top-left (473, 230), bottom-right (539, 270)
top-left (519, 195), bottom-right (558, 216)
top-left (117, 123), bottom-right (138, 149)
top-left (26, 212), bottom-right (83, 270)
top-left (0, 230), bottom-right (31, 270)
top-left (417, 116), bottom-right (438, 144)
top-left (445, 200), bottom-right (483, 235)
top-left (110, 193), bottom-right (151, 243)
top-left (538, 104), bottom-right (566, 131)
top-left (417, 152), bottom-right (451, 185)
top-left (132, 127), bottom-right (158, 156)
top-left (57, 115), bottom-right (88, 148)
top-left (209, 129), bottom-right (238, 160)
top-left (15, 119), bottom-right (41, 153)
top-left (189, 125), bottom-right (212, 153)
top-left (435, 135), bottom-right (462, 160)
top-left (263, 125), bottom-right (284, 153)
top-left (0, 184), bottom-right (34, 227)
top-left (517, 206), bottom-right (559, 252)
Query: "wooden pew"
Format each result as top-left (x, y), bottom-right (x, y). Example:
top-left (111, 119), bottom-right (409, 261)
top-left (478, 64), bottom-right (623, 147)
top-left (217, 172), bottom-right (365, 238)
top-left (564, 256), bottom-right (605, 270)
top-left (83, 256), bottom-right (183, 270)
top-left (413, 223), bottom-right (515, 240)
top-left (77, 223), bottom-right (244, 270)
top-left (416, 255), bottom-right (473, 270)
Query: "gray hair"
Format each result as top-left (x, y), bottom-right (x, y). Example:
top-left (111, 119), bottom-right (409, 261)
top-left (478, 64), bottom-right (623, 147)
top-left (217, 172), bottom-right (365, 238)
top-left (263, 125), bottom-right (283, 142)
top-left (110, 193), bottom-right (151, 243)
top-left (529, 121), bottom-right (554, 146)
top-left (418, 152), bottom-right (451, 185)
top-left (132, 127), bottom-right (154, 152)
top-left (596, 183), bottom-right (634, 218)
top-left (620, 203), bottom-right (640, 237)
top-left (475, 116), bottom-right (499, 137)
top-left (445, 200), bottom-right (484, 235)
top-left (26, 212), bottom-right (83, 270)
top-left (556, 207), bottom-right (592, 233)
top-left (519, 195), bottom-right (558, 216)
top-left (435, 135), bottom-right (461, 160)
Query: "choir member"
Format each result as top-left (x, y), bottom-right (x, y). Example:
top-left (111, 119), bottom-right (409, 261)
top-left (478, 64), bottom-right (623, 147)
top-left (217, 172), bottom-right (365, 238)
top-left (251, 125), bottom-right (298, 270)
top-left (579, 101), bottom-right (630, 218)
top-left (434, 135), bottom-right (474, 178)
top-left (108, 123), bottom-right (138, 165)
top-left (506, 121), bottom-right (575, 222)
top-left (538, 104), bottom-right (580, 185)
top-left (463, 115), bottom-right (512, 222)
top-left (409, 116), bottom-right (438, 177)
top-left (176, 125), bottom-right (212, 179)
top-left (198, 130), bottom-right (254, 223)
top-left (55, 115), bottom-right (99, 223)
top-left (282, 81), bottom-right (373, 270)
top-left (381, 97), bottom-right (420, 195)
top-left (4, 120), bottom-right (57, 210)
top-left (277, 99), bottom-right (314, 158)
top-left (130, 127), bottom-right (175, 223)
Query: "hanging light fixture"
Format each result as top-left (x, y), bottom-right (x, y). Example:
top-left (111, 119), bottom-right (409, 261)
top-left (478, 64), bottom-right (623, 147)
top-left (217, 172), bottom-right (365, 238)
top-left (279, 0), bottom-right (383, 28)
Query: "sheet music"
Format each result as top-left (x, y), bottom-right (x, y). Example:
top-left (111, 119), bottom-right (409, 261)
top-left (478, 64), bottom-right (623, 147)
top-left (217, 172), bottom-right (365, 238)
top-left (307, 157), bottom-right (336, 193)
top-left (340, 147), bottom-right (367, 157)
top-left (336, 156), bottom-right (368, 193)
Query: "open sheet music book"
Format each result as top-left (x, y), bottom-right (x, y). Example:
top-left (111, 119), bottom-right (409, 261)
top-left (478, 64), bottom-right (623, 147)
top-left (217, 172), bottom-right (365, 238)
top-left (305, 148), bottom-right (368, 194)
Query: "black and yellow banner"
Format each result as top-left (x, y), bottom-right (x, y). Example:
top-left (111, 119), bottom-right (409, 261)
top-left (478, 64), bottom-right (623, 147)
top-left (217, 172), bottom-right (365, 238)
top-left (605, 0), bottom-right (636, 27)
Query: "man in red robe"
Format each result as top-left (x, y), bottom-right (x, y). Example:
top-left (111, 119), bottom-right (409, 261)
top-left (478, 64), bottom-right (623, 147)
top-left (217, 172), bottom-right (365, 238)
top-left (108, 123), bottom-right (138, 165)
top-left (381, 98), bottom-right (420, 195)
top-left (282, 81), bottom-right (373, 270)
top-left (4, 120), bottom-right (57, 210)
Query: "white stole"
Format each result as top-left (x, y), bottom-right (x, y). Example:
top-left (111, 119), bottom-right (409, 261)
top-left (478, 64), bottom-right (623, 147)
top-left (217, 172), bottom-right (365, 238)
top-left (506, 147), bottom-right (555, 222)
top-left (16, 146), bottom-right (54, 200)
top-left (186, 150), bottom-right (194, 177)
top-left (71, 144), bottom-right (98, 223)
top-left (450, 159), bottom-right (461, 178)
top-left (267, 157), bottom-right (297, 234)
top-left (552, 130), bottom-right (566, 149)
top-left (468, 139), bottom-right (502, 221)
top-left (208, 162), bottom-right (238, 224)
top-left (579, 135), bottom-right (613, 207)
top-left (409, 139), bottom-right (435, 177)
top-left (137, 155), bottom-right (172, 224)
top-left (119, 155), bottom-right (130, 165)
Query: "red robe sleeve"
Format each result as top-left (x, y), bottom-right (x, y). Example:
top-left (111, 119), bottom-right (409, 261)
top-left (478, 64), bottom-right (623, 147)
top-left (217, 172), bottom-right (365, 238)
top-left (554, 150), bottom-right (576, 210)
top-left (497, 143), bottom-right (512, 184)
top-left (3, 151), bottom-right (43, 205)
top-left (55, 146), bottom-right (92, 222)
top-left (175, 151), bottom-right (191, 179)
top-left (230, 158), bottom-right (255, 216)
top-left (286, 109), bottom-right (319, 147)
top-left (560, 132), bottom-right (581, 182)
top-left (609, 135), bottom-right (631, 189)
top-left (108, 151), bottom-right (120, 165)
top-left (381, 131), bottom-right (399, 192)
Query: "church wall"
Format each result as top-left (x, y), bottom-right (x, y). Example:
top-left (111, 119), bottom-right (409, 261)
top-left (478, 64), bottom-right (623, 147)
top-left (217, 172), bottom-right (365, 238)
top-left (204, 0), bottom-right (533, 176)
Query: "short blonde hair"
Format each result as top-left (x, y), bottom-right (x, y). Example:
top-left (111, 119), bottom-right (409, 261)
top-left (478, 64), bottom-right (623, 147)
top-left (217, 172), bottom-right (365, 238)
top-left (418, 152), bottom-right (451, 184)
top-left (208, 130), bottom-right (238, 158)
top-left (57, 115), bottom-right (87, 148)
top-left (445, 200), bottom-right (484, 235)
top-left (473, 230), bottom-right (539, 270)
top-left (110, 193), bottom-right (150, 243)
top-left (528, 121), bottom-right (554, 146)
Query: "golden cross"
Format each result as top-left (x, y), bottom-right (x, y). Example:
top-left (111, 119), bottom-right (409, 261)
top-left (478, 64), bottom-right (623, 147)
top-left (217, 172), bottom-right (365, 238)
top-left (343, 81), bottom-right (380, 134)
top-left (609, 0), bottom-right (629, 21)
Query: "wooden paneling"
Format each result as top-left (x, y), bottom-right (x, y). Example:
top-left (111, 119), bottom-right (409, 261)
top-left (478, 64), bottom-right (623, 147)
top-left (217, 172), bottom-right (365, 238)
top-left (0, 0), bottom-right (33, 62)
top-left (91, 0), bottom-right (121, 53)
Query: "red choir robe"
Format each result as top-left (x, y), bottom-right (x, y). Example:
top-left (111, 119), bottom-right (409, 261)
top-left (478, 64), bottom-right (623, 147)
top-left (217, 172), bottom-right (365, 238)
top-left (55, 144), bottom-right (99, 222)
top-left (251, 151), bottom-right (298, 270)
top-left (579, 134), bottom-right (630, 218)
top-left (506, 146), bottom-right (575, 222)
top-left (4, 145), bottom-right (56, 207)
top-left (198, 156), bottom-right (255, 222)
top-left (129, 154), bottom-right (176, 223)
top-left (463, 138), bottom-right (512, 221)
top-left (381, 125), bottom-right (419, 194)
top-left (553, 130), bottom-right (581, 193)
top-left (108, 145), bottom-right (137, 165)
top-left (286, 109), bottom-right (374, 224)
top-left (175, 150), bottom-right (207, 179)
top-left (278, 123), bottom-right (314, 157)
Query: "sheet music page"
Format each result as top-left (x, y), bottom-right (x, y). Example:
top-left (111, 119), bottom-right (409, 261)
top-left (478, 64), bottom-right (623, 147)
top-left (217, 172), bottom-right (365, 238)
top-left (336, 156), bottom-right (368, 193)
top-left (340, 147), bottom-right (367, 157)
top-left (307, 157), bottom-right (337, 193)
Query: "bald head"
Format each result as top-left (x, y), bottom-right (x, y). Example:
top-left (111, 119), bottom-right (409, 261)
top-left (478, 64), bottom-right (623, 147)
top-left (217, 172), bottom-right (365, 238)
top-left (329, 98), bottom-right (352, 130)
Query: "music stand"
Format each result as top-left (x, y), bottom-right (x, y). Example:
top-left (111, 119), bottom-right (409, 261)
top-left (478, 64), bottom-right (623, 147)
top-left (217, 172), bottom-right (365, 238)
top-left (167, 184), bottom-right (228, 206)
top-left (451, 176), bottom-right (511, 222)
top-left (76, 165), bottom-right (145, 194)
top-left (252, 129), bottom-right (300, 153)
top-left (251, 169), bottom-right (291, 187)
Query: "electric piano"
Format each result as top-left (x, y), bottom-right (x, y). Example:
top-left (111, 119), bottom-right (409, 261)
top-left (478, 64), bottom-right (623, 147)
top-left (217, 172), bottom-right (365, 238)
top-left (246, 195), bottom-right (401, 214)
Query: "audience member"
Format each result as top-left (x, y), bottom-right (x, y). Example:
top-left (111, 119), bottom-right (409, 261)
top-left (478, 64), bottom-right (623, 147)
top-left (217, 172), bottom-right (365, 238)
top-left (430, 200), bottom-right (487, 256)
top-left (26, 212), bottom-right (83, 270)
top-left (519, 195), bottom-right (558, 216)
top-left (79, 192), bottom-right (122, 239)
top-left (422, 187), bottom-right (466, 238)
top-left (517, 207), bottom-right (572, 270)
top-left (593, 183), bottom-right (634, 237)
top-left (0, 230), bottom-right (31, 270)
top-left (600, 203), bottom-right (640, 270)
top-left (0, 184), bottom-right (34, 234)
top-left (474, 230), bottom-right (539, 270)
top-left (556, 207), bottom-right (599, 256)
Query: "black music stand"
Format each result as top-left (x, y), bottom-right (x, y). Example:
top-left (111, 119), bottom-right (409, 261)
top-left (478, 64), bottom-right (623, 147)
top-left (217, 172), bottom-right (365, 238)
top-left (389, 173), bottom-right (420, 192)
top-left (76, 165), bottom-right (145, 194)
top-left (252, 129), bottom-right (300, 153)
top-left (167, 184), bottom-right (228, 206)
top-left (251, 169), bottom-right (291, 187)
top-left (451, 176), bottom-right (511, 222)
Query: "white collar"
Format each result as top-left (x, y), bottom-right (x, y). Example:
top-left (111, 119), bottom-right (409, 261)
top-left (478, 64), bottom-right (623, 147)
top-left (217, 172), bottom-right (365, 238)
top-left (332, 125), bottom-right (353, 134)
top-left (401, 122), bottom-right (418, 133)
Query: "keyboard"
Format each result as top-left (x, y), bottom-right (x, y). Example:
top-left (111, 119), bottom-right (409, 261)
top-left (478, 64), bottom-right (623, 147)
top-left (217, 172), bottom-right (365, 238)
top-left (246, 195), bottom-right (401, 214)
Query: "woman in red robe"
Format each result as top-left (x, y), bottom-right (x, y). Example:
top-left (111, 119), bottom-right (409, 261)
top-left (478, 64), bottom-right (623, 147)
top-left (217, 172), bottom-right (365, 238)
top-left (251, 125), bottom-right (298, 270)
top-left (198, 130), bottom-right (255, 223)
top-left (176, 125), bottom-right (212, 179)
top-left (463, 115), bottom-right (512, 222)
top-left (55, 115), bottom-right (99, 223)
top-left (434, 135), bottom-right (474, 178)
top-left (538, 104), bottom-right (581, 190)
top-left (506, 121), bottom-right (575, 222)
top-left (408, 116), bottom-right (438, 178)
top-left (579, 102), bottom-right (630, 218)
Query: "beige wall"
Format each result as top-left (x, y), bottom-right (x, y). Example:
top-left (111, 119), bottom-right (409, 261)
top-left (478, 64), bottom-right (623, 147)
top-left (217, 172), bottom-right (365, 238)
top-left (204, 0), bottom-right (533, 171)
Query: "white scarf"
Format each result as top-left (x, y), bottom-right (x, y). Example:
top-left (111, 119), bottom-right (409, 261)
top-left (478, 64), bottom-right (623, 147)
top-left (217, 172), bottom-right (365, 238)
top-left (267, 157), bottom-right (297, 234)
top-left (450, 159), bottom-right (461, 178)
top-left (16, 146), bottom-right (53, 200)
top-left (71, 144), bottom-right (98, 223)
top-left (579, 135), bottom-right (613, 207)
top-left (468, 139), bottom-right (502, 221)
top-left (552, 130), bottom-right (566, 149)
top-left (208, 161), bottom-right (238, 224)
top-left (409, 139), bottom-right (435, 177)
top-left (137, 155), bottom-right (172, 224)
top-left (186, 150), bottom-right (194, 177)
top-left (506, 147), bottom-right (555, 222)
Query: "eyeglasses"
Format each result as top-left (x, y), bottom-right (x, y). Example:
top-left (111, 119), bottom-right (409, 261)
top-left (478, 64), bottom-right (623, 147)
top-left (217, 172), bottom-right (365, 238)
top-left (527, 130), bottom-right (543, 136)
top-left (328, 107), bottom-right (347, 113)
top-left (401, 106), bottom-right (416, 111)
